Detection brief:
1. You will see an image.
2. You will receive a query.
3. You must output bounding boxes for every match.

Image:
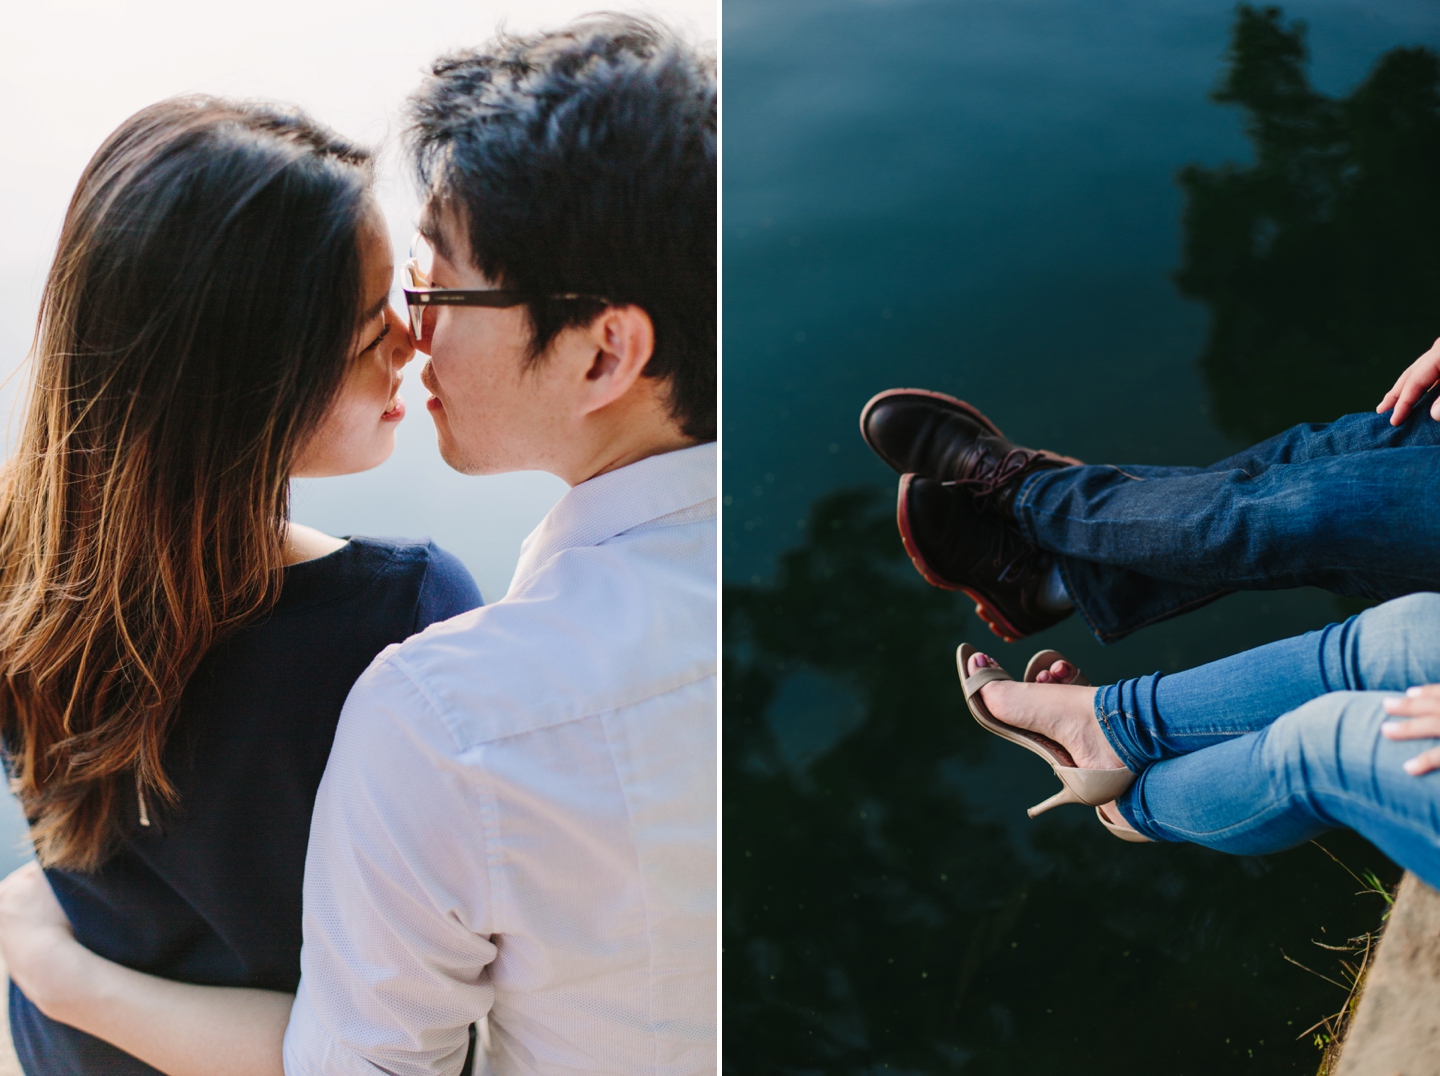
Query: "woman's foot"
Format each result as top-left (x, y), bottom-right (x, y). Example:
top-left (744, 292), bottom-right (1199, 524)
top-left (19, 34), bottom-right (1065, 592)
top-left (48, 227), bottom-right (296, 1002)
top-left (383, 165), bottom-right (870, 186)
top-left (968, 651), bottom-right (1127, 771)
top-left (1032, 657), bottom-right (1077, 684)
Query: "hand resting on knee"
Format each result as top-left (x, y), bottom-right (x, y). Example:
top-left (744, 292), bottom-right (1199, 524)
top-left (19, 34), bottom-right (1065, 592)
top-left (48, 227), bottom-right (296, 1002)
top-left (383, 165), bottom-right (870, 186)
top-left (1379, 336), bottom-right (1440, 425)
top-left (1382, 684), bottom-right (1440, 774)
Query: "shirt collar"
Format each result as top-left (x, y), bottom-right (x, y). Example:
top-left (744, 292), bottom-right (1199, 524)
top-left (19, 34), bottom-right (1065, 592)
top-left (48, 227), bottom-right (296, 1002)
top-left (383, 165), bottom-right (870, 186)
top-left (508, 441), bottom-right (717, 594)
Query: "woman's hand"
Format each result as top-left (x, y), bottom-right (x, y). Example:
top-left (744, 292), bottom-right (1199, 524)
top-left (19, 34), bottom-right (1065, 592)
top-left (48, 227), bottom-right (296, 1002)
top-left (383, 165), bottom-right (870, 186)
top-left (1377, 337), bottom-right (1440, 425)
top-left (1382, 685), bottom-right (1440, 774)
top-left (0, 861), bottom-right (84, 1018)
top-left (0, 859), bottom-right (290, 1075)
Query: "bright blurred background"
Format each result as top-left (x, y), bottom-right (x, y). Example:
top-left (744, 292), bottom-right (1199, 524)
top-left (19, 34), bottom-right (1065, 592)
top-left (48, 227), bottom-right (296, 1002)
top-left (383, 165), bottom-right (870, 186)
top-left (0, 0), bottom-right (714, 874)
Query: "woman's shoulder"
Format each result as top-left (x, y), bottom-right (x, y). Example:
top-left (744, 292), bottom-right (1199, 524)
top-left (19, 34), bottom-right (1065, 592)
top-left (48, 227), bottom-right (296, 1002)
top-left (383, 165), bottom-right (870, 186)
top-left (344, 537), bottom-right (483, 630)
top-left (344, 535), bottom-right (471, 581)
top-left (279, 535), bottom-right (481, 629)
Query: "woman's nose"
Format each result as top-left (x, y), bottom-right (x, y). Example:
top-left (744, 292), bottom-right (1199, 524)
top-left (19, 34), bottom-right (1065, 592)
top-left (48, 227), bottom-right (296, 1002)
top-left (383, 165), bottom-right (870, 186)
top-left (386, 303), bottom-right (416, 367)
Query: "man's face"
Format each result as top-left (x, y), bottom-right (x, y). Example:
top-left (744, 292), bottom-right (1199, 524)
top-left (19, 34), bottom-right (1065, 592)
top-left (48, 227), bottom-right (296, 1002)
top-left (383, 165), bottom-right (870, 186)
top-left (416, 210), bottom-right (573, 476)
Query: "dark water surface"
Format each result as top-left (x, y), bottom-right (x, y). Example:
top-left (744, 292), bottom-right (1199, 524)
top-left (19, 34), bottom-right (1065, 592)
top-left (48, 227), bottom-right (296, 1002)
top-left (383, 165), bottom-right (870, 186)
top-left (723, 2), bottom-right (1440, 1072)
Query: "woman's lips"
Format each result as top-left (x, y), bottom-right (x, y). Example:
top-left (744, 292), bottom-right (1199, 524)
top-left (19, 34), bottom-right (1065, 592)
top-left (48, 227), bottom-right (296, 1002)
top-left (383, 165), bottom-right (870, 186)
top-left (382, 392), bottom-right (405, 422)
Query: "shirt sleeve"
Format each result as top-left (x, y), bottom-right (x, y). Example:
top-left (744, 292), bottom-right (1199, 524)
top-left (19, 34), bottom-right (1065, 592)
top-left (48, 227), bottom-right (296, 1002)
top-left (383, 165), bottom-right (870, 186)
top-left (283, 656), bottom-right (497, 1076)
top-left (412, 544), bottom-right (484, 634)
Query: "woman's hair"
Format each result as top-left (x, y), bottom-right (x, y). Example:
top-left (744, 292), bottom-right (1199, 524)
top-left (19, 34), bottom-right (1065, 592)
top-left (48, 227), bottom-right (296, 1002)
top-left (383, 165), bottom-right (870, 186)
top-left (1, 97), bottom-right (373, 870)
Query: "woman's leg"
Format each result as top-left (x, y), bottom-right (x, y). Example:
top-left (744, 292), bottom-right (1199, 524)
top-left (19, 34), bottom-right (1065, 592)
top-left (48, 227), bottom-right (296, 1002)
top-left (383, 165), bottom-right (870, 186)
top-left (975, 592), bottom-right (1440, 773)
top-left (1118, 691), bottom-right (1440, 890)
top-left (1096, 592), bottom-right (1440, 771)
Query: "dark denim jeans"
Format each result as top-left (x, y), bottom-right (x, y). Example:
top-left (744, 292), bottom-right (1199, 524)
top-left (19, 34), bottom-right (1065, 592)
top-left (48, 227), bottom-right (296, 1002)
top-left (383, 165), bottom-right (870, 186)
top-left (1091, 594), bottom-right (1440, 888)
top-left (1012, 394), bottom-right (1440, 642)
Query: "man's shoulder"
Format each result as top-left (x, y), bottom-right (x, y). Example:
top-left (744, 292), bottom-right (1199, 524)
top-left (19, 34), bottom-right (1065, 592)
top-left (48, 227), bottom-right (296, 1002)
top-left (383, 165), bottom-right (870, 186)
top-left (366, 534), bottom-right (716, 751)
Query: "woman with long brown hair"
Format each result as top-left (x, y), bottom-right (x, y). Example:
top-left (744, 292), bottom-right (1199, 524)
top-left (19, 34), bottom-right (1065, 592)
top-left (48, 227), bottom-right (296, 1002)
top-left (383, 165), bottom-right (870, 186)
top-left (0, 97), bottom-right (481, 1073)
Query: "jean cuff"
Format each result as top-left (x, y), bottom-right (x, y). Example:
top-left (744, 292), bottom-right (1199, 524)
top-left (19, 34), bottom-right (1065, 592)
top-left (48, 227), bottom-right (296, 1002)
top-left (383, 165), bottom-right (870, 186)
top-left (1010, 471), bottom-right (1116, 646)
top-left (1009, 470), bottom-right (1048, 546)
top-left (1114, 776), bottom-right (1169, 841)
top-left (1092, 686), bottom-right (1146, 775)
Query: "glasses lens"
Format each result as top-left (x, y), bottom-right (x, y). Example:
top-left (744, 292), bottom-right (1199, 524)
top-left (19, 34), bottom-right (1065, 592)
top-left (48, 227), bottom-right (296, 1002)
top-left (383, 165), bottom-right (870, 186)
top-left (410, 233), bottom-right (435, 283)
top-left (405, 289), bottom-right (434, 344)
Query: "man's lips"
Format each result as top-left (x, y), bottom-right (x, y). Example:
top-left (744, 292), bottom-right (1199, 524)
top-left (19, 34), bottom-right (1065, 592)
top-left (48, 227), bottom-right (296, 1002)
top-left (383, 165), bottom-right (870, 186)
top-left (420, 361), bottom-right (444, 412)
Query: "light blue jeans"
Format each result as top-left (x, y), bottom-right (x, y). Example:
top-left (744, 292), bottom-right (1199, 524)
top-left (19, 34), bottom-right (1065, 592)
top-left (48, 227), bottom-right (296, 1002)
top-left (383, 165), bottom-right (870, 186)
top-left (1096, 593), bottom-right (1440, 888)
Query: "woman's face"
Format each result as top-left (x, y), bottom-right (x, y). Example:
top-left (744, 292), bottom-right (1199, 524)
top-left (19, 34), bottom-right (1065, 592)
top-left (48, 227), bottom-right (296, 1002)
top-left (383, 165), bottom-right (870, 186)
top-left (292, 202), bottom-right (414, 478)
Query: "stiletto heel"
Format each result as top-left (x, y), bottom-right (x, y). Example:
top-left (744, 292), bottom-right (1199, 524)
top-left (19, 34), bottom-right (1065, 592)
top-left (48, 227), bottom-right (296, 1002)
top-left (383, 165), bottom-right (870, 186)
top-left (1022, 646), bottom-right (1154, 844)
top-left (957, 642), bottom-right (1134, 812)
top-left (1027, 785), bottom-right (1081, 817)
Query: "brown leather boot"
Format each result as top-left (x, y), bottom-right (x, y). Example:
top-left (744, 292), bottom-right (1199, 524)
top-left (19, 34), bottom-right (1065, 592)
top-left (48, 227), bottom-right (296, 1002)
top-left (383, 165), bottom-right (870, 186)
top-left (897, 474), bottom-right (1072, 641)
top-left (861, 388), bottom-right (1079, 518)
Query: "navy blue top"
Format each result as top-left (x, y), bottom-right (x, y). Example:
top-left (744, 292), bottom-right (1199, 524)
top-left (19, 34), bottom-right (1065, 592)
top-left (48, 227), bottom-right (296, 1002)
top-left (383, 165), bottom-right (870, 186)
top-left (9, 537), bottom-right (481, 1075)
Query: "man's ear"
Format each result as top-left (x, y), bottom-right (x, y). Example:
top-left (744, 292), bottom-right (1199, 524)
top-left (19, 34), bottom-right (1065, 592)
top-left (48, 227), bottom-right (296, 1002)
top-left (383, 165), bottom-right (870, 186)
top-left (577, 305), bottom-right (656, 415)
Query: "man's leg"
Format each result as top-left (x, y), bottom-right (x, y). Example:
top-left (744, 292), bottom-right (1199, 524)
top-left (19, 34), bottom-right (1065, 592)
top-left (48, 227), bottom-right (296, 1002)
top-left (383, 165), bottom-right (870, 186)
top-left (1014, 403), bottom-right (1440, 641)
top-left (1117, 692), bottom-right (1440, 891)
top-left (1201, 390), bottom-right (1440, 475)
top-left (862, 388), bottom-right (1440, 642)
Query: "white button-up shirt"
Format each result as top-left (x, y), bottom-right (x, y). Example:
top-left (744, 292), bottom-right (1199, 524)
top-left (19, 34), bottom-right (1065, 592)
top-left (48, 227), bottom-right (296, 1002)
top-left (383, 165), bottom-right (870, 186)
top-left (283, 443), bottom-right (717, 1076)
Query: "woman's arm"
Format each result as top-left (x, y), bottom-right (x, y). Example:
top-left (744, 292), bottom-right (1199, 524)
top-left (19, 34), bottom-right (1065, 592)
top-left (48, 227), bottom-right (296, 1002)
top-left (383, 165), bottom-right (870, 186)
top-left (0, 863), bottom-right (290, 1076)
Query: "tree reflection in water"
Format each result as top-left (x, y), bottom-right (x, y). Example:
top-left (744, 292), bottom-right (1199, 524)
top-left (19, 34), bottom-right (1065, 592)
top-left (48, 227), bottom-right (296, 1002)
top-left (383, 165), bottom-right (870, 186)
top-left (724, 4), bottom-right (1437, 1073)
top-left (1178, 4), bottom-right (1440, 443)
top-left (725, 490), bottom-right (1396, 1073)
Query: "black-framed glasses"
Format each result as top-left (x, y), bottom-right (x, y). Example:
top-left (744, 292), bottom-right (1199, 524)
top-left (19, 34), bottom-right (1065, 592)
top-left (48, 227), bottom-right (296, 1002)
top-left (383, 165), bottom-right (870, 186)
top-left (402, 233), bottom-right (608, 341)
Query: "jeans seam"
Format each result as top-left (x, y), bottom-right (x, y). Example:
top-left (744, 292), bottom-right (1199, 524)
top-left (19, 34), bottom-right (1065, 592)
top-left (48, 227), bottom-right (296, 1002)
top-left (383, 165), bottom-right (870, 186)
top-left (1094, 702), bottom-right (1144, 774)
top-left (1055, 556), bottom-right (1108, 641)
top-left (1011, 472), bottom-right (1044, 546)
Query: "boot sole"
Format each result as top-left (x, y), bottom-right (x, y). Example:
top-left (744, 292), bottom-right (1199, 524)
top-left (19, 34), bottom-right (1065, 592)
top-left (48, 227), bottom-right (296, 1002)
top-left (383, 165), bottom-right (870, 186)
top-left (896, 474), bottom-right (1026, 643)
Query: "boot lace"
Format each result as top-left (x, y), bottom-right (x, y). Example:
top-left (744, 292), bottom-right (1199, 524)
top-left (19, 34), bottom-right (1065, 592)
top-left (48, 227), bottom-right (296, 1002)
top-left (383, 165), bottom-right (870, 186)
top-left (955, 445), bottom-right (1046, 509)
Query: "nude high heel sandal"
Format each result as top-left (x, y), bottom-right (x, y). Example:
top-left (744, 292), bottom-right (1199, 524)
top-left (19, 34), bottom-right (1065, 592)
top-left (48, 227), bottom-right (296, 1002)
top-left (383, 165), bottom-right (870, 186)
top-left (957, 642), bottom-right (1135, 817)
top-left (1096, 802), bottom-right (1153, 843)
top-left (1021, 647), bottom-right (1153, 843)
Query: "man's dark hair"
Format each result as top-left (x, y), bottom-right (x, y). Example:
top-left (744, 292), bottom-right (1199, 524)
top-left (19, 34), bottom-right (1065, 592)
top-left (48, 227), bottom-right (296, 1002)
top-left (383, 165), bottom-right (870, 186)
top-left (407, 14), bottom-right (716, 442)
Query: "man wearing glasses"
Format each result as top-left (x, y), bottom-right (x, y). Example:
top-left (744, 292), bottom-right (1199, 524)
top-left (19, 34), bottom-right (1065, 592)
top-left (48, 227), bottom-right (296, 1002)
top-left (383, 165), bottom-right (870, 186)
top-left (0, 15), bottom-right (716, 1076)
